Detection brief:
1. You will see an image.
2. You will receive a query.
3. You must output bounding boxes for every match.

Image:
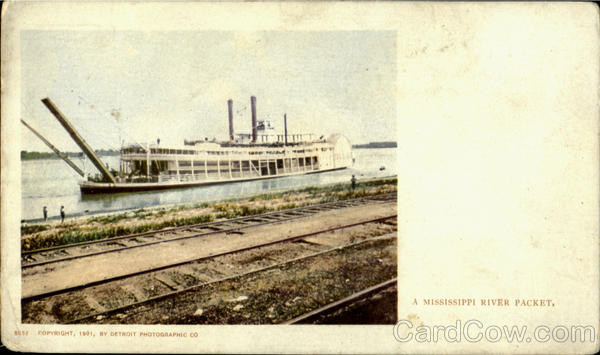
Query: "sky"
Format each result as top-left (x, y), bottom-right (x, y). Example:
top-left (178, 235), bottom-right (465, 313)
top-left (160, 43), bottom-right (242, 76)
top-left (20, 30), bottom-right (396, 152)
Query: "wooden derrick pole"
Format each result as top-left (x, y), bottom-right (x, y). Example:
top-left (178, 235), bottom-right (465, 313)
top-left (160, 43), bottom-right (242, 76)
top-left (41, 98), bottom-right (116, 183)
top-left (20, 119), bottom-right (85, 177)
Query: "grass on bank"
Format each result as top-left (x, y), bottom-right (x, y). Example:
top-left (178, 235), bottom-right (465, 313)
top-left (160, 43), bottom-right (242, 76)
top-left (22, 214), bottom-right (215, 252)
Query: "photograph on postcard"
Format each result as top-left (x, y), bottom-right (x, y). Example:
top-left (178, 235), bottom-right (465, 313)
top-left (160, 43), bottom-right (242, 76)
top-left (5, 2), bottom-right (598, 354)
top-left (19, 30), bottom-right (398, 325)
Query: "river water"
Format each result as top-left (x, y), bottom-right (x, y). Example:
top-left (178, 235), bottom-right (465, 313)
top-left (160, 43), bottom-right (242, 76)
top-left (21, 148), bottom-right (396, 221)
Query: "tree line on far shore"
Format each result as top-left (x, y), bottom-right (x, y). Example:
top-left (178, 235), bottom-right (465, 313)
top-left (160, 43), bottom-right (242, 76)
top-left (352, 141), bottom-right (397, 149)
top-left (21, 149), bottom-right (120, 160)
top-left (22, 141), bottom-right (396, 160)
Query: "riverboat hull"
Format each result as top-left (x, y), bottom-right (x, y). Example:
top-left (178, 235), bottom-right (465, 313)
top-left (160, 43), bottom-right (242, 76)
top-left (79, 167), bottom-right (348, 194)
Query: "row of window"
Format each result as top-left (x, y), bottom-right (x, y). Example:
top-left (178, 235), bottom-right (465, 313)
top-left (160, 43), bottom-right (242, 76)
top-left (124, 148), bottom-right (328, 156)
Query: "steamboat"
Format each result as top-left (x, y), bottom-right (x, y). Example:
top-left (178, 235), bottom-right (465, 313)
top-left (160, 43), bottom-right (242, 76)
top-left (24, 96), bottom-right (353, 194)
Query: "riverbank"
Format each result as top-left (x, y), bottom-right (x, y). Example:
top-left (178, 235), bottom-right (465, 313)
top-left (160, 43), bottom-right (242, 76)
top-left (21, 177), bottom-right (397, 252)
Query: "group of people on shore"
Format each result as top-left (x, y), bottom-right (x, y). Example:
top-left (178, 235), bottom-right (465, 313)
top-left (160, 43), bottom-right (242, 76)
top-left (42, 205), bottom-right (65, 223)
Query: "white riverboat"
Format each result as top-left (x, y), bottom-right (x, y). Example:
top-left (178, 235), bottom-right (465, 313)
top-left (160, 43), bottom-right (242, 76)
top-left (29, 96), bottom-right (352, 194)
top-left (78, 97), bottom-right (353, 194)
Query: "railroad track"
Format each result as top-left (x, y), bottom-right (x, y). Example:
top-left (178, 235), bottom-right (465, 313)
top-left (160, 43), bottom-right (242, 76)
top-left (282, 278), bottom-right (397, 324)
top-left (22, 215), bottom-right (397, 324)
top-left (22, 193), bottom-right (396, 269)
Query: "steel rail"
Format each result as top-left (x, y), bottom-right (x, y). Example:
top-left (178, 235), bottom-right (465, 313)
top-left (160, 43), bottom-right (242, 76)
top-left (22, 194), bottom-right (396, 268)
top-left (65, 234), bottom-right (398, 324)
top-left (282, 278), bottom-right (398, 324)
top-left (22, 215), bottom-right (396, 303)
top-left (23, 193), bottom-right (395, 256)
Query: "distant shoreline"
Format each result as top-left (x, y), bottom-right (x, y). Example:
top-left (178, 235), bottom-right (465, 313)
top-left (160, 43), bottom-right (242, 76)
top-left (22, 143), bottom-right (396, 160)
top-left (352, 141), bottom-right (397, 149)
top-left (20, 150), bottom-right (119, 160)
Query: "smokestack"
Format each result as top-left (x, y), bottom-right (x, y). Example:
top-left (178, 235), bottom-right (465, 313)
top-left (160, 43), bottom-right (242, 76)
top-left (284, 113), bottom-right (288, 145)
top-left (228, 99), bottom-right (234, 141)
top-left (251, 96), bottom-right (257, 143)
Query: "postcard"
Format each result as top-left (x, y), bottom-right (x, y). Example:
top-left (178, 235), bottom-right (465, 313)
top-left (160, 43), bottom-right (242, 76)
top-left (2, 1), bottom-right (598, 354)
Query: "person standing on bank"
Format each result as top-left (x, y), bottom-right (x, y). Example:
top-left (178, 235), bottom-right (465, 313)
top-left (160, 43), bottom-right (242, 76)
top-left (351, 175), bottom-right (357, 190)
top-left (60, 206), bottom-right (65, 223)
top-left (43, 206), bottom-right (48, 221)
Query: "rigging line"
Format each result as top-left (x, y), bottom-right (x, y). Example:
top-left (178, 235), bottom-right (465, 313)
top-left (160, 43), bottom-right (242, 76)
top-left (76, 92), bottom-right (148, 151)
top-left (22, 105), bottom-right (95, 175)
top-left (66, 116), bottom-right (121, 151)
top-left (21, 104), bottom-right (70, 150)
top-left (76, 94), bottom-right (119, 127)
top-left (74, 92), bottom-right (146, 152)
top-left (74, 93), bottom-right (122, 147)
top-left (25, 98), bottom-right (119, 151)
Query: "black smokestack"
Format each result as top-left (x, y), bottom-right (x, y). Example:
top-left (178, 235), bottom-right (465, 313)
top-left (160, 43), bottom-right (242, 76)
top-left (251, 96), bottom-right (257, 143)
top-left (228, 99), bottom-right (234, 141)
top-left (284, 113), bottom-right (288, 146)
